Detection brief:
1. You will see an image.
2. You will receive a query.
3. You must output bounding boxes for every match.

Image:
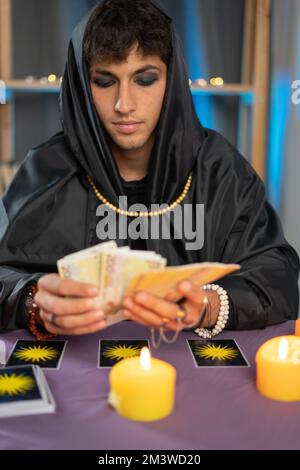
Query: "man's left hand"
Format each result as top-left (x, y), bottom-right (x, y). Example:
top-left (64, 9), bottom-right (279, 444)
top-left (122, 281), bottom-right (220, 331)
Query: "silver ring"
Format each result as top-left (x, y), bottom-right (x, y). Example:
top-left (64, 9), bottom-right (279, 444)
top-left (47, 313), bottom-right (57, 326)
top-left (176, 308), bottom-right (187, 323)
top-left (176, 303), bottom-right (190, 324)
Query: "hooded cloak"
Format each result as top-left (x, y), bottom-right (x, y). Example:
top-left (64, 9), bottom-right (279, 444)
top-left (0, 0), bottom-right (299, 331)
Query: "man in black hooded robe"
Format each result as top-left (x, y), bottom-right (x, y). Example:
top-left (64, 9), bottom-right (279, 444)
top-left (0, 0), bottom-right (299, 337)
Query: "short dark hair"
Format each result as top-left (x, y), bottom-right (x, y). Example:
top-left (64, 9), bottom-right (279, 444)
top-left (83, 0), bottom-right (172, 67)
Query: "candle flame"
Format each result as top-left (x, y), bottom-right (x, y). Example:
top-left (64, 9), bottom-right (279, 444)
top-left (278, 338), bottom-right (289, 361)
top-left (140, 347), bottom-right (151, 371)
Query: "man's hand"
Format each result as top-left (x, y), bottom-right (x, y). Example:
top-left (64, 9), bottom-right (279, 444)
top-left (122, 281), bottom-right (220, 331)
top-left (34, 274), bottom-right (107, 336)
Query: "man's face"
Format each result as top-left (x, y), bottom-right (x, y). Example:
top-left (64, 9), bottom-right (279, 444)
top-left (89, 44), bottom-right (167, 154)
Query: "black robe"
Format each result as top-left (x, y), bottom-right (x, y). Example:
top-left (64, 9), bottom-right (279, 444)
top-left (0, 1), bottom-right (299, 332)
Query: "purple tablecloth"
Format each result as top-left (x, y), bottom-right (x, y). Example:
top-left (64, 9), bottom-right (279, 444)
top-left (0, 321), bottom-right (299, 450)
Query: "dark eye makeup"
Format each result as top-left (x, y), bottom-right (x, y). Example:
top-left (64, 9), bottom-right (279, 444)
top-left (91, 74), bottom-right (159, 88)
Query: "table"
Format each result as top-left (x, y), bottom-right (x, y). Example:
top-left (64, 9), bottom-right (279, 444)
top-left (0, 321), bottom-right (299, 450)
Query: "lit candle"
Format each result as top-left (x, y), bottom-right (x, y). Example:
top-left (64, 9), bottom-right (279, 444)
top-left (256, 336), bottom-right (300, 402)
top-left (295, 319), bottom-right (300, 337)
top-left (109, 347), bottom-right (176, 421)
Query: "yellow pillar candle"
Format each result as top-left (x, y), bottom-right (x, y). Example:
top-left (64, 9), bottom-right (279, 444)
top-left (256, 336), bottom-right (300, 402)
top-left (295, 319), bottom-right (300, 337)
top-left (109, 347), bottom-right (176, 422)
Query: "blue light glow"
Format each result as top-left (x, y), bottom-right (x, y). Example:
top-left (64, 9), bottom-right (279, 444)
top-left (267, 70), bottom-right (291, 209)
top-left (183, 0), bottom-right (214, 129)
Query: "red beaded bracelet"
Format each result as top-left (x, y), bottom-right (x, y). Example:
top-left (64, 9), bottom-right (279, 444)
top-left (25, 283), bottom-right (57, 341)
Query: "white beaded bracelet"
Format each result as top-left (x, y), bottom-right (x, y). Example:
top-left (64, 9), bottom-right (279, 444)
top-left (195, 284), bottom-right (230, 339)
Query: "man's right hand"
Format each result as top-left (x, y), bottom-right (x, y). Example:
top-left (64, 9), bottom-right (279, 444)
top-left (34, 274), bottom-right (107, 336)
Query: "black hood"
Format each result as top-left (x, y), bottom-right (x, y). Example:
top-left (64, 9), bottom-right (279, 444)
top-left (60, 0), bottom-right (205, 207)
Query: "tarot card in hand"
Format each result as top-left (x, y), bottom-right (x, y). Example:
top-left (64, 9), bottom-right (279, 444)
top-left (0, 365), bottom-right (56, 418)
top-left (6, 340), bottom-right (67, 369)
top-left (126, 262), bottom-right (240, 302)
top-left (98, 339), bottom-right (150, 368)
top-left (187, 339), bottom-right (249, 368)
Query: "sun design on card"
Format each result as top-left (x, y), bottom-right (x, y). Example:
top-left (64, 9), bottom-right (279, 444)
top-left (14, 345), bottom-right (59, 363)
top-left (0, 373), bottom-right (35, 396)
top-left (103, 345), bottom-right (142, 361)
top-left (195, 344), bottom-right (239, 361)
